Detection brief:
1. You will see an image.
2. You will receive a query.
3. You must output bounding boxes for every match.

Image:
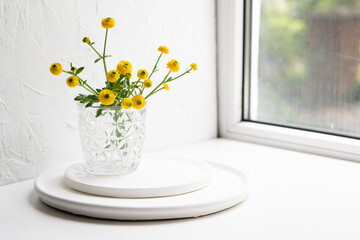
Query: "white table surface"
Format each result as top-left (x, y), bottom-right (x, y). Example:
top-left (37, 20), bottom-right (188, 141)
top-left (2, 138), bottom-right (360, 240)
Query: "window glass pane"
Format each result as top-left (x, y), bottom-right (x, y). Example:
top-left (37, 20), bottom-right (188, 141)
top-left (249, 0), bottom-right (360, 137)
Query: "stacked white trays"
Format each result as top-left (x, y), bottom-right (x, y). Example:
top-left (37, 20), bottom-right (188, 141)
top-left (34, 156), bottom-right (248, 220)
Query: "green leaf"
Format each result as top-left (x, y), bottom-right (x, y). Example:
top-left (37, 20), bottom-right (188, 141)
top-left (85, 102), bottom-right (93, 108)
top-left (96, 109), bottom-right (103, 118)
top-left (94, 57), bottom-right (102, 63)
top-left (74, 94), bottom-right (99, 105)
top-left (96, 88), bottom-right (102, 93)
top-left (75, 67), bottom-right (84, 75)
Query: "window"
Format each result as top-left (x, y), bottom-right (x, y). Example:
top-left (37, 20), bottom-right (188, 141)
top-left (217, 0), bottom-right (360, 161)
top-left (246, 0), bottom-right (360, 139)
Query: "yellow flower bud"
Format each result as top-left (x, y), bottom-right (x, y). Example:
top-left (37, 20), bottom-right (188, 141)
top-left (190, 63), bottom-right (197, 71)
top-left (158, 46), bottom-right (169, 54)
top-left (132, 94), bottom-right (146, 109)
top-left (121, 98), bottom-right (132, 109)
top-left (117, 61), bottom-right (133, 75)
top-left (106, 70), bottom-right (120, 83)
top-left (137, 69), bottom-right (148, 79)
top-left (143, 79), bottom-right (152, 88)
top-left (125, 72), bottom-right (132, 79)
top-left (82, 37), bottom-right (89, 43)
top-left (167, 59), bottom-right (180, 72)
top-left (163, 83), bottom-right (169, 91)
top-left (50, 63), bottom-right (62, 75)
top-left (66, 76), bottom-right (79, 88)
top-left (98, 89), bottom-right (115, 105)
top-left (101, 17), bottom-right (115, 29)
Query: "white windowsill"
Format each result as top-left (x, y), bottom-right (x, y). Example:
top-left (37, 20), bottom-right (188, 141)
top-left (2, 138), bottom-right (360, 239)
top-left (224, 122), bottom-right (360, 161)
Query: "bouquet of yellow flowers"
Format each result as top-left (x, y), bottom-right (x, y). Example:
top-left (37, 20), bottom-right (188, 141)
top-left (50, 17), bottom-right (197, 117)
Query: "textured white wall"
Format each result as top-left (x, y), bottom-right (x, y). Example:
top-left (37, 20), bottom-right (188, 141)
top-left (0, 0), bottom-right (217, 185)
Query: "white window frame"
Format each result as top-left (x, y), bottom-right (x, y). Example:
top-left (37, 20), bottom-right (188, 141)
top-left (217, 0), bottom-right (360, 161)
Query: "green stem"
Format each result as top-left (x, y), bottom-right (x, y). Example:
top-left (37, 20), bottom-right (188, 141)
top-left (87, 42), bottom-right (102, 58)
top-left (103, 29), bottom-right (109, 82)
top-left (140, 84), bottom-right (145, 94)
top-left (148, 53), bottom-right (163, 79)
top-left (116, 95), bottom-right (122, 104)
top-left (80, 78), bottom-right (98, 95)
top-left (62, 70), bottom-right (98, 95)
top-left (80, 84), bottom-right (94, 95)
top-left (145, 70), bottom-right (171, 99)
top-left (127, 79), bottom-right (141, 97)
top-left (146, 87), bottom-right (164, 98)
top-left (166, 69), bottom-right (192, 82)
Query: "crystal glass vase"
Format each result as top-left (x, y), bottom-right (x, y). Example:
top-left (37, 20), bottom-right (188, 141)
top-left (77, 104), bottom-right (146, 175)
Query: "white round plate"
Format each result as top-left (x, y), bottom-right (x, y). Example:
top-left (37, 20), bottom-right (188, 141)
top-left (64, 157), bottom-right (212, 198)
top-left (34, 160), bottom-right (248, 220)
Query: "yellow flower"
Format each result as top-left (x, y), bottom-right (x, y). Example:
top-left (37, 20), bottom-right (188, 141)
top-left (158, 46), bottom-right (169, 54)
top-left (106, 70), bottom-right (120, 83)
top-left (125, 72), bottom-right (132, 79)
top-left (117, 61), bottom-right (133, 75)
top-left (163, 83), bottom-right (169, 91)
top-left (132, 94), bottom-right (146, 109)
top-left (121, 98), bottom-right (132, 109)
top-left (50, 63), bottom-right (62, 75)
top-left (190, 63), bottom-right (197, 71)
top-left (143, 79), bottom-right (152, 88)
top-left (66, 76), bottom-right (79, 88)
top-left (137, 69), bottom-right (148, 79)
top-left (82, 37), bottom-right (89, 43)
top-left (71, 66), bottom-right (76, 72)
top-left (101, 17), bottom-right (115, 29)
top-left (98, 89), bottom-right (115, 105)
top-left (167, 59), bottom-right (180, 72)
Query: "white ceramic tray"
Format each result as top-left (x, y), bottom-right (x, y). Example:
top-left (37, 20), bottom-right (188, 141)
top-left (34, 160), bottom-right (248, 220)
top-left (64, 157), bottom-right (212, 198)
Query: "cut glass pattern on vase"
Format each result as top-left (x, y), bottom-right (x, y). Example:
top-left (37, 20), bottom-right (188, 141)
top-left (77, 104), bottom-right (146, 175)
